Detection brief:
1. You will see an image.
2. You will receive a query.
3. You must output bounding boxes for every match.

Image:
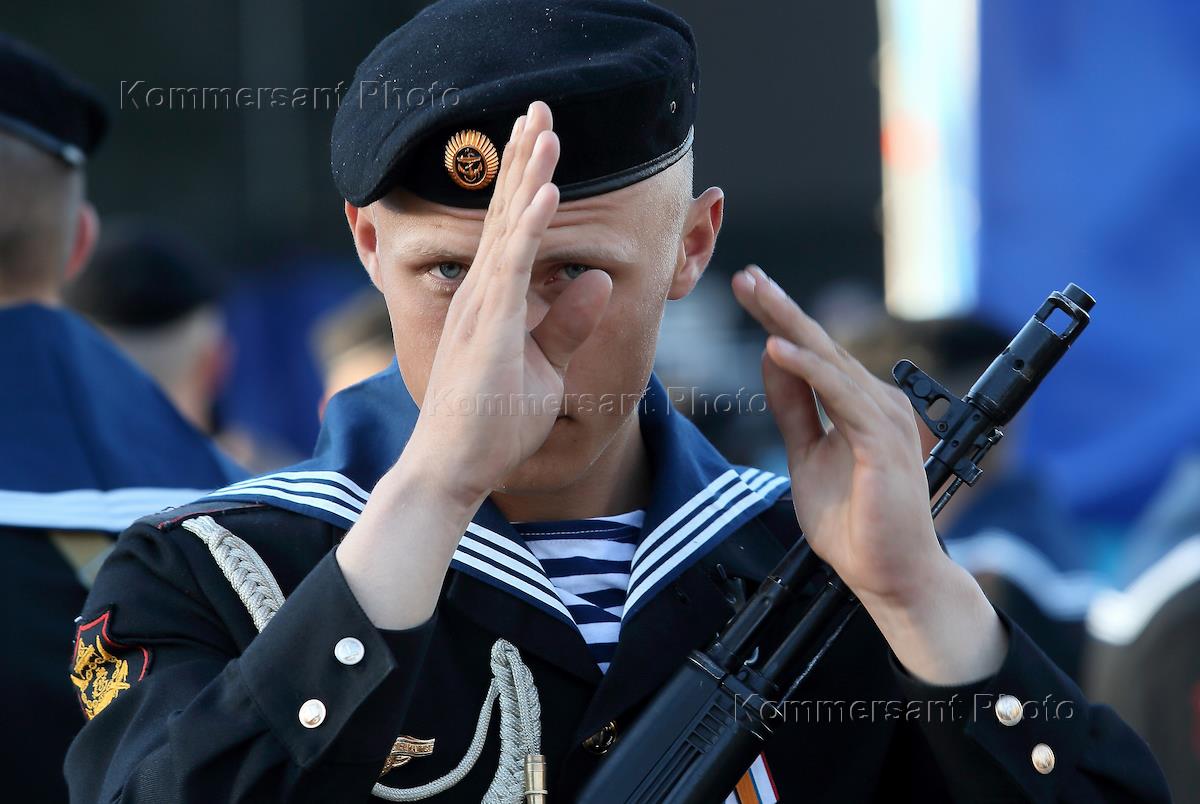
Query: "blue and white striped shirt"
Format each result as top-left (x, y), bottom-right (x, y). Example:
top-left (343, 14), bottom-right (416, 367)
top-left (515, 510), bottom-right (644, 673)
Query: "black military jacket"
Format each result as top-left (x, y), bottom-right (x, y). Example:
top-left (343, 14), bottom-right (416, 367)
top-left (64, 496), bottom-right (1169, 803)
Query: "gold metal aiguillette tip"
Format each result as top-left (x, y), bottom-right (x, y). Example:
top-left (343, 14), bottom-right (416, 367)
top-left (524, 753), bottom-right (547, 804)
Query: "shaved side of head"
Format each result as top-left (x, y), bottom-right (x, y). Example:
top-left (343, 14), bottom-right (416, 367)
top-left (0, 132), bottom-right (83, 298)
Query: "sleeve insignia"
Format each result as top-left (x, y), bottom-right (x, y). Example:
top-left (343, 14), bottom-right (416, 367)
top-left (380, 734), bottom-right (436, 776)
top-left (69, 609), bottom-right (150, 720)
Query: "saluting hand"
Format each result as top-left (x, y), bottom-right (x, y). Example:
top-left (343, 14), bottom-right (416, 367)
top-left (340, 102), bottom-right (612, 629)
top-left (406, 101), bottom-right (613, 505)
top-left (732, 266), bottom-right (1008, 685)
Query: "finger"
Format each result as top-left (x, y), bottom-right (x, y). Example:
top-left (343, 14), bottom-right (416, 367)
top-left (761, 347), bottom-right (825, 457)
top-left (739, 266), bottom-right (900, 416)
top-left (471, 105), bottom-right (550, 296)
top-left (506, 129), bottom-right (560, 237)
top-left (742, 266), bottom-right (842, 367)
top-left (478, 104), bottom-right (553, 264)
top-left (765, 335), bottom-right (884, 445)
top-left (488, 182), bottom-right (560, 312)
top-left (464, 114), bottom-right (527, 284)
top-left (504, 102), bottom-right (554, 218)
top-left (497, 102), bottom-right (552, 226)
top-left (491, 113), bottom-right (527, 208)
top-left (482, 103), bottom-right (545, 242)
top-left (531, 269), bottom-right (613, 374)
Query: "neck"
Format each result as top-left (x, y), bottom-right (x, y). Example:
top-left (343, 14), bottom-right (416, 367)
top-left (491, 414), bottom-right (652, 523)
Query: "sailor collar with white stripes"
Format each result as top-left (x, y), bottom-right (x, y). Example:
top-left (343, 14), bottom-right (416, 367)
top-left (0, 304), bottom-right (244, 532)
top-left (202, 366), bottom-right (790, 624)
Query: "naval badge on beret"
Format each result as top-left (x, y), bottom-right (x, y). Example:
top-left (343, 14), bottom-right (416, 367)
top-left (444, 130), bottom-right (499, 191)
top-left (331, 0), bottom-right (698, 208)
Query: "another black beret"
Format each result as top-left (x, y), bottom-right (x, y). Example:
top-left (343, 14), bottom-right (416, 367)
top-left (0, 34), bottom-right (108, 166)
top-left (331, 0), bottom-right (698, 208)
top-left (65, 225), bottom-right (219, 330)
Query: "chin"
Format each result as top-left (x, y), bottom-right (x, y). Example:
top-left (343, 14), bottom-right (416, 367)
top-left (497, 417), bottom-right (597, 494)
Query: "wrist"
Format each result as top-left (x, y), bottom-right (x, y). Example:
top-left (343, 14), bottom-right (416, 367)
top-left (336, 445), bottom-right (487, 630)
top-left (855, 544), bottom-right (958, 617)
top-left (860, 554), bottom-right (1008, 686)
top-left (387, 435), bottom-right (492, 517)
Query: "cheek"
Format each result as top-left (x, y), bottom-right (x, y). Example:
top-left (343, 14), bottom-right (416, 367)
top-left (379, 278), bottom-right (451, 405)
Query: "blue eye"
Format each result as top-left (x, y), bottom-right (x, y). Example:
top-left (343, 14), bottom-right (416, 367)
top-left (432, 262), bottom-right (466, 280)
top-left (560, 264), bottom-right (590, 280)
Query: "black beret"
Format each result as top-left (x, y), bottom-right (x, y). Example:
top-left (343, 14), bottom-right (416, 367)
top-left (331, 0), bottom-right (698, 208)
top-left (65, 225), bottom-right (219, 330)
top-left (0, 34), bottom-right (108, 166)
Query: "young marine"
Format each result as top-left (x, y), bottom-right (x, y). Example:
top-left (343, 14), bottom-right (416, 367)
top-left (65, 1), bottom-right (1169, 801)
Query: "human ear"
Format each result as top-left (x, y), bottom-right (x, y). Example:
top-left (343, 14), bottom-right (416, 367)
top-left (345, 201), bottom-right (382, 289)
top-left (63, 201), bottom-right (99, 284)
top-left (667, 186), bottom-right (723, 301)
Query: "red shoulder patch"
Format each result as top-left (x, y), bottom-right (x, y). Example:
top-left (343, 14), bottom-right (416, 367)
top-left (69, 609), bottom-right (151, 720)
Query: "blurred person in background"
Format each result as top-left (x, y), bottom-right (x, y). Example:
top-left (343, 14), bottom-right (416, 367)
top-left (1083, 451), bottom-right (1200, 801)
top-left (847, 314), bottom-right (1097, 678)
top-left (64, 221), bottom-right (312, 472)
top-left (0, 35), bottom-right (244, 803)
top-left (311, 286), bottom-right (394, 417)
top-left (65, 223), bottom-right (227, 434)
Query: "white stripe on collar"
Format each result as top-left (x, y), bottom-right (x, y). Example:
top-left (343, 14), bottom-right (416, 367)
top-left (201, 465), bottom-right (789, 623)
top-left (223, 469), bottom-right (370, 501)
top-left (206, 483), bottom-right (363, 525)
top-left (0, 487), bottom-right (217, 532)
top-left (459, 522), bottom-right (572, 620)
top-left (1087, 534), bottom-right (1200, 645)
top-left (624, 468), bottom-right (788, 617)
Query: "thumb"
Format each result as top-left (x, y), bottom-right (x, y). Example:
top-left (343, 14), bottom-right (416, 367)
top-left (531, 269), bottom-right (613, 375)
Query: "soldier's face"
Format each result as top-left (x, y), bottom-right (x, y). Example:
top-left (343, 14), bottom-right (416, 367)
top-left (357, 159), bottom-right (720, 493)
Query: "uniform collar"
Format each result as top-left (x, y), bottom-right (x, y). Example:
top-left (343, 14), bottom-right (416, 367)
top-left (0, 304), bottom-right (244, 530)
top-left (203, 363), bottom-right (790, 624)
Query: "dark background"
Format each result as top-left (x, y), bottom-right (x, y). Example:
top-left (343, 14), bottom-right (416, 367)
top-left (5, 0), bottom-right (883, 302)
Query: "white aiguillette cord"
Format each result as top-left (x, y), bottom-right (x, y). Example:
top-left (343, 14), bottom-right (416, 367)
top-left (182, 515), bottom-right (548, 803)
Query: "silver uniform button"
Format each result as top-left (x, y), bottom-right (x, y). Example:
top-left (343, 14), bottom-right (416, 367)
top-left (335, 637), bottom-right (365, 666)
top-left (299, 699), bottom-right (327, 729)
top-left (1031, 743), bottom-right (1055, 774)
top-left (995, 694), bottom-right (1024, 727)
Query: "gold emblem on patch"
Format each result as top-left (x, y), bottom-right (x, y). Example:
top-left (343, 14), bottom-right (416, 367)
top-left (71, 635), bottom-right (131, 720)
top-left (380, 734), bottom-right (436, 776)
top-left (70, 610), bottom-right (150, 720)
top-left (444, 129), bottom-right (499, 190)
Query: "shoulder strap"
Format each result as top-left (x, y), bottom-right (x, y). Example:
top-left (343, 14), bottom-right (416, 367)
top-left (180, 515), bottom-right (285, 631)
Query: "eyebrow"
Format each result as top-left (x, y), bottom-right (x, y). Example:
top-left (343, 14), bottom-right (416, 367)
top-left (392, 236), bottom-right (637, 267)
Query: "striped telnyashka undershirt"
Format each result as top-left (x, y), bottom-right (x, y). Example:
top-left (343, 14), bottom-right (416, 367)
top-left (515, 510), bottom-right (645, 673)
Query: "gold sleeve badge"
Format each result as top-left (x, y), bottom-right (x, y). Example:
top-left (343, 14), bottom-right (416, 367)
top-left (70, 610), bottom-right (150, 720)
top-left (380, 734), bottom-right (436, 776)
top-left (444, 129), bottom-right (499, 190)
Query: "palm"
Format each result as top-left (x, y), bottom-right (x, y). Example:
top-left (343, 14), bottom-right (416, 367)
top-left (788, 429), bottom-right (931, 600)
